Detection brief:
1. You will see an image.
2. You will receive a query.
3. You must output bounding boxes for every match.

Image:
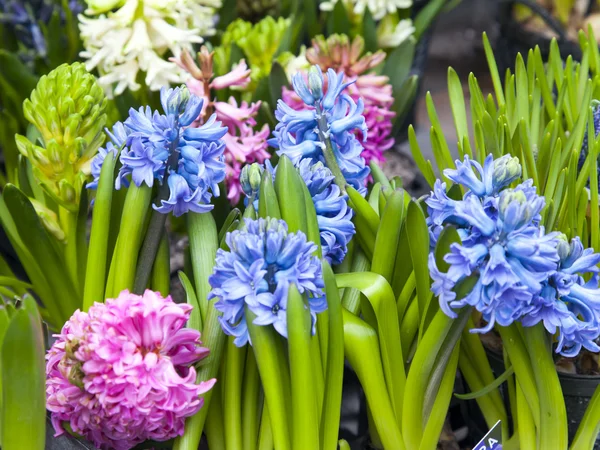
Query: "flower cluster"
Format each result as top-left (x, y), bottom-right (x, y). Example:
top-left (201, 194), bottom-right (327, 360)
top-left (241, 159), bottom-right (356, 265)
top-left (16, 62), bottom-right (108, 209)
top-left (174, 47), bottom-right (271, 205)
top-left (428, 154), bottom-right (600, 356)
top-left (209, 218), bottom-right (326, 347)
top-left (78, 0), bottom-right (221, 96)
top-left (46, 290), bottom-right (215, 450)
top-left (524, 237), bottom-right (600, 357)
top-left (270, 65), bottom-right (370, 194)
top-left (0, 0), bottom-right (83, 65)
top-left (282, 35), bottom-right (396, 168)
top-left (89, 85), bottom-right (227, 216)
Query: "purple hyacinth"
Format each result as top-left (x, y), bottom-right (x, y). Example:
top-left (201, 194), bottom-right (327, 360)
top-left (523, 236), bottom-right (600, 357)
top-left (209, 218), bottom-right (326, 347)
top-left (269, 65), bottom-right (370, 194)
top-left (428, 154), bottom-right (561, 332)
top-left (89, 86), bottom-right (228, 216)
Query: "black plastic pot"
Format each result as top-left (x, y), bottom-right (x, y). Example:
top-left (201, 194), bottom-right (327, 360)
top-left (496, 0), bottom-right (588, 76)
top-left (482, 346), bottom-right (600, 448)
top-left (560, 372), bottom-right (600, 450)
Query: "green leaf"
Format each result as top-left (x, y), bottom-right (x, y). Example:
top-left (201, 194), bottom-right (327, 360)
top-left (326, 1), bottom-right (351, 35)
top-left (455, 365), bottom-right (515, 400)
top-left (1, 306), bottom-right (45, 450)
top-left (434, 226), bottom-right (460, 273)
top-left (408, 126), bottom-right (436, 187)
top-left (406, 201), bottom-right (430, 320)
top-left (218, 208), bottom-right (241, 244)
top-left (269, 62), bottom-right (288, 112)
top-left (341, 310), bottom-right (404, 448)
top-left (274, 155), bottom-right (308, 233)
top-left (413, 0), bottom-right (446, 40)
top-left (2, 185), bottom-right (78, 324)
top-left (179, 271), bottom-right (202, 332)
top-left (482, 33), bottom-right (505, 107)
top-left (448, 68), bottom-right (469, 149)
top-left (372, 190), bottom-right (405, 283)
top-left (0, 50), bottom-right (38, 103)
top-left (258, 170), bottom-right (281, 220)
top-left (287, 285), bottom-right (319, 449)
top-left (274, 14), bottom-right (304, 59)
top-left (390, 75), bottom-right (418, 136)
top-left (336, 272), bottom-right (406, 425)
top-left (383, 39), bottom-right (415, 92)
top-left (347, 187), bottom-right (378, 259)
top-left (362, 8), bottom-right (378, 53)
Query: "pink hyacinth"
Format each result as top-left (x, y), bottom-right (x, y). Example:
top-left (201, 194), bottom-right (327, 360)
top-left (173, 47), bottom-right (270, 204)
top-left (284, 34), bottom-right (396, 169)
top-left (46, 290), bottom-right (216, 450)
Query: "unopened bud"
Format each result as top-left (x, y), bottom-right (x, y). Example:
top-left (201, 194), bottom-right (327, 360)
top-left (240, 163), bottom-right (264, 198)
top-left (493, 155), bottom-right (521, 191)
top-left (556, 234), bottom-right (570, 261)
top-left (308, 66), bottom-right (324, 100)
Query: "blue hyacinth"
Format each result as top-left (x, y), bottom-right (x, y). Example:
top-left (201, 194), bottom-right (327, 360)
top-left (209, 218), bottom-right (326, 347)
top-left (88, 86), bottom-right (227, 216)
top-left (269, 66), bottom-right (370, 194)
top-left (428, 154), bottom-right (561, 332)
top-left (523, 236), bottom-right (600, 357)
top-left (240, 159), bottom-right (356, 265)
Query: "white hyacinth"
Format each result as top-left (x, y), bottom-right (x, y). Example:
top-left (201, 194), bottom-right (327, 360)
top-left (79, 0), bottom-right (221, 96)
top-left (319, 0), bottom-right (412, 21)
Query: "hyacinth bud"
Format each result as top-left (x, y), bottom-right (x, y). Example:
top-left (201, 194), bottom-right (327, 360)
top-left (493, 155), bottom-right (522, 189)
top-left (556, 233), bottom-right (571, 262)
top-left (18, 62), bottom-right (108, 210)
top-left (499, 189), bottom-right (527, 212)
top-left (308, 66), bottom-right (324, 101)
top-left (84, 0), bottom-right (124, 13)
top-left (29, 198), bottom-right (66, 241)
top-left (240, 163), bottom-right (264, 198)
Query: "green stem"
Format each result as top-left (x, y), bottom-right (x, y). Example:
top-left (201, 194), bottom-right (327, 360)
top-left (83, 151), bottom-right (116, 310)
top-left (133, 209), bottom-right (168, 294)
top-left (497, 324), bottom-right (541, 429)
top-left (522, 324), bottom-right (567, 449)
top-left (224, 337), bottom-right (246, 450)
top-left (205, 382), bottom-right (226, 450)
top-left (246, 308), bottom-right (291, 450)
top-left (109, 184), bottom-right (152, 297)
top-left (516, 380), bottom-right (536, 449)
top-left (320, 262), bottom-right (345, 450)
top-left (150, 231), bottom-right (170, 296)
top-left (570, 382), bottom-right (600, 449)
top-left (314, 104), bottom-right (347, 192)
top-left (60, 206), bottom-right (79, 295)
top-left (258, 405), bottom-right (274, 450)
top-left (188, 212), bottom-right (219, 325)
top-left (242, 350), bottom-right (261, 450)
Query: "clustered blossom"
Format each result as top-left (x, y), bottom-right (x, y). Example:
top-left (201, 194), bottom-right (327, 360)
top-left (240, 159), bottom-right (356, 265)
top-left (46, 290), bottom-right (215, 450)
top-left (209, 218), bottom-right (327, 347)
top-left (282, 35), bottom-right (395, 168)
top-left (88, 85), bottom-right (227, 216)
top-left (174, 47), bottom-right (270, 204)
top-left (428, 154), bottom-right (600, 357)
top-left (270, 65), bottom-right (370, 194)
top-left (78, 0), bottom-right (221, 96)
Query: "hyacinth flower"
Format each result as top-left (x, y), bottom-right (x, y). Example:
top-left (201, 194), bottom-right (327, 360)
top-left (427, 154), bottom-right (560, 331)
top-left (87, 84), bottom-right (227, 300)
top-left (46, 290), bottom-right (216, 450)
top-left (173, 46), bottom-right (271, 205)
top-left (240, 160), bottom-right (356, 265)
top-left (282, 35), bottom-right (395, 168)
top-left (270, 65), bottom-right (370, 194)
top-left (78, 0), bottom-right (221, 96)
top-left (210, 217), bottom-right (326, 346)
